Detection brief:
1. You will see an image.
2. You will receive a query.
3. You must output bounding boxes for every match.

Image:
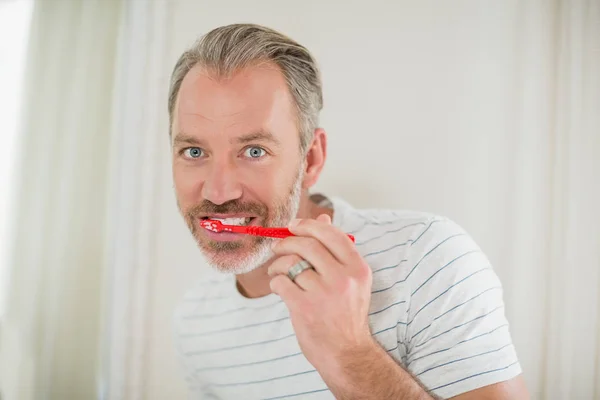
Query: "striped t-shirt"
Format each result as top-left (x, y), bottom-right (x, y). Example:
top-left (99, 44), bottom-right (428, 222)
top-left (173, 196), bottom-right (522, 399)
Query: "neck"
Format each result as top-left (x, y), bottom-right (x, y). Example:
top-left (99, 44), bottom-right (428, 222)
top-left (235, 194), bottom-right (332, 299)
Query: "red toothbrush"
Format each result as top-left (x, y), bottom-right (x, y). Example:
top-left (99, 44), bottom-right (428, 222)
top-left (200, 219), bottom-right (355, 243)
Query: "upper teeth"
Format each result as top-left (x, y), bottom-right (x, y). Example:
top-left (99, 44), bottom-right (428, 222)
top-left (213, 217), bottom-right (251, 226)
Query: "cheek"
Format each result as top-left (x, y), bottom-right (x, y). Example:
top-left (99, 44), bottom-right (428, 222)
top-left (173, 165), bottom-right (203, 200)
top-left (238, 165), bottom-right (287, 199)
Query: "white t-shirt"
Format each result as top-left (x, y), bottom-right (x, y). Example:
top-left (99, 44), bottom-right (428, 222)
top-left (174, 195), bottom-right (522, 399)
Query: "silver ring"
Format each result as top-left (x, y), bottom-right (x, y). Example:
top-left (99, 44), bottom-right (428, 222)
top-left (287, 260), bottom-right (314, 281)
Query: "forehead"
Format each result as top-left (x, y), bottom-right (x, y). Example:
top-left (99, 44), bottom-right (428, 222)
top-left (174, 63), bottom-right (297, 139)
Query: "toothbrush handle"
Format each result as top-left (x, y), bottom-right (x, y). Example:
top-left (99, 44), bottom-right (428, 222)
top-left (244, 226), bottom-right (355, 243)
top-left (245, 226), bottom-right (293, 238)
top-left (216, 224), bottom-right (289, 237)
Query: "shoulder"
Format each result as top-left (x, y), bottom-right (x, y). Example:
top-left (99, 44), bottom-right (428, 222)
top-left (342, 203), bottom-right (463, 273)
top-left (346, 209), bottom-right (520, 398)
top-left (342, 204), bottom-right (439, 255)
top-left (331, 196), bottom-right (490, 279)
top-left (402, 215), bottom-right (496, 298)
top-left (344, 202), bottom-right (485, 276)
top-left (351, 209), bottom-right (499, 315)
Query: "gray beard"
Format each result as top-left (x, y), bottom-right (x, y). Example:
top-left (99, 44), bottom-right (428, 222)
top-left (195, 166), bottom-right (304, 275)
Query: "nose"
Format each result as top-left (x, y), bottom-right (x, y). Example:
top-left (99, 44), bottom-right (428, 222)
top-left (201, 159), bottom-right (243, 205)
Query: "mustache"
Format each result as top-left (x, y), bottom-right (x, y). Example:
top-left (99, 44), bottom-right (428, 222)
top-left (186, 199), bottom-right (268, 217)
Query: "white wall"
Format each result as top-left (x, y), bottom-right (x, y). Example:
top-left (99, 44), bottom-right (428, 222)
top-left (125, 1), bottom-right (599, 399)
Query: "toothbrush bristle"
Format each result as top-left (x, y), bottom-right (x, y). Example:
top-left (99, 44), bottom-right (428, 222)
top-left (200, 219), bottom-right (223, 233)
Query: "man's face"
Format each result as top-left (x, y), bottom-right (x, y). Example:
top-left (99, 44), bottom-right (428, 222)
top-left (171, 64), bottom-right (305, 274)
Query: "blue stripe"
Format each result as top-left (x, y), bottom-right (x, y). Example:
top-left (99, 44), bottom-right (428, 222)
top-left (408, 267), bottom-right (491, 326)
top-left (196, 351), bottom-right (303, 372)
top-left (408, 324), bottom-right (508, 364)
top-left (373, 325), bottom-right (398, 335)
top-left (369, 299), bottom-right (406, 316)
top-left (373, 320), bottom-right (407, 336)
top-left (209, 369), bottom-right (316, 388)
top-left (430, 360), bottom-right (519, 391)
top-left (386, 344), bottom-right (399, 352)
top-left (410, 219), bottom-right (443, 245)
top-left (410, 251), bottom-right (481, 297)
top-left (180, 316), bottom-right (289, 338)
top-left (370, 234), bottom-right (466, 295)
top-left (371, 280), bottom-right (404, 295)
top-left (261, 388), bottom-right (330, 399)
top-left (184, 332), bottom-right (296, 356)
top-left (372, 259), bottom-right (408, 275)
top-left (183, 299), bottom-right (283, 319)
top-left (414, 306), bottom-right (504, 349)
top-left (410, 286), bottom-right (501, 341)
top-left (363, 240), bottom-right (413, 258)
top-left (355, 222), bottom-right (428, 246)
top-left (348, 216), bottom-right (419, 235)
top-left (416, 343), bottom-right (514, 376)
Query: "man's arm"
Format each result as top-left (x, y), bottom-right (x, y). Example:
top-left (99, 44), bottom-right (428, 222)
top-left (268, 215), bottom-right (435, 399)
top-left (268, 215), bottom-right (528, 399)
top-left (400, 217), bottom-right (528, 399)
top-left (321, 337), bottom-right (437, 400)
top-left (319, 336), bottom-right (528, 400)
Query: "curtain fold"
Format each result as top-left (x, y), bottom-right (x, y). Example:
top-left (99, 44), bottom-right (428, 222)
top-left (540, 1), bottom-right (600, 398)
top-left (0, 0), bottom-right (122, 399)
top-left (498, 2), bottom-right (600, 398)
top-left (99, 0), bottom-right (170, 398)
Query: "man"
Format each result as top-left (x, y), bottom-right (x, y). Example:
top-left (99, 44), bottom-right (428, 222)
top-left (169, 23), bottom-right (528, 399)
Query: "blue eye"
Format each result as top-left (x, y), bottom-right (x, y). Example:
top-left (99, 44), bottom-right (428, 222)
top-left (183, 147), bottom-right (203, 158)
top-left (244, 146), bottom-right (266, 159)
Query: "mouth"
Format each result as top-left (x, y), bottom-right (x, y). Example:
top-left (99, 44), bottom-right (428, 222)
top-left (199, 215), bottom-right (257, 227)
top-left (197, 215), bottom-right (260, 243)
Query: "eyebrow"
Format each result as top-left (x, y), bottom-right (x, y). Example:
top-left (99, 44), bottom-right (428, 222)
top-left (173, 130), bottom-right (281, 147)
top-left (234, 130), bottom-right (281, 146)
top-left (172, 133), bottom-right (203, 147)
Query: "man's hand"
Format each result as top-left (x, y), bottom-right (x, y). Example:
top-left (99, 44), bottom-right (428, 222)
top-left (268, 214), bottom-right (529, 400)
top-left (268, 215), bottom-right (436, 399)
top-left (267, 214), bottom-right (375, 376)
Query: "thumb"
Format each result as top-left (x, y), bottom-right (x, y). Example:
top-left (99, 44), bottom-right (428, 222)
top-left (316, 213), bottom-right (332, 224)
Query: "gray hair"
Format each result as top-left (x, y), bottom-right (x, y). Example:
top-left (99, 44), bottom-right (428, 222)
top-left (168, 23), bottom-right (323, 153)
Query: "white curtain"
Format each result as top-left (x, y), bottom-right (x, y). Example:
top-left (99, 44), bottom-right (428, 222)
top-left (0, 0), bottom-right (122, 399)
top-left (497, 1), bottom-right (600, 398)
top-left (532, 1), bottom-right (600, 398)
top-left (100, 0), bottom-right (171, 399)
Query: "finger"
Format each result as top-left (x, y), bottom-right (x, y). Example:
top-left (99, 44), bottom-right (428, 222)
top-left (267, 254), bottom-right (302, 276)
top-left (288, 267), bottom-right (321, 291)
top-left (267, 254), bottom-right (322, 291)
top-left (316, 213), bottom-right (331, 224)
top-left (270, 274), bottom-right (303, 308)
top-left (272, 236), bottom-right (341, 280)
top-left (287, 217), bottom-right (358, 265)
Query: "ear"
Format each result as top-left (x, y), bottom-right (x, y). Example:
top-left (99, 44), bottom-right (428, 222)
top-left (302, 128), bottom-right (327, 189)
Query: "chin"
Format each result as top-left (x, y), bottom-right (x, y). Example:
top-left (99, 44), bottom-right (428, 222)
top-left (200, 240), bottom-right (274, 275)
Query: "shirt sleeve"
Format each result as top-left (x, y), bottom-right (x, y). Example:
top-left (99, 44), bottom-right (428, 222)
top-left (401, 217), bottom-right (522, 399)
